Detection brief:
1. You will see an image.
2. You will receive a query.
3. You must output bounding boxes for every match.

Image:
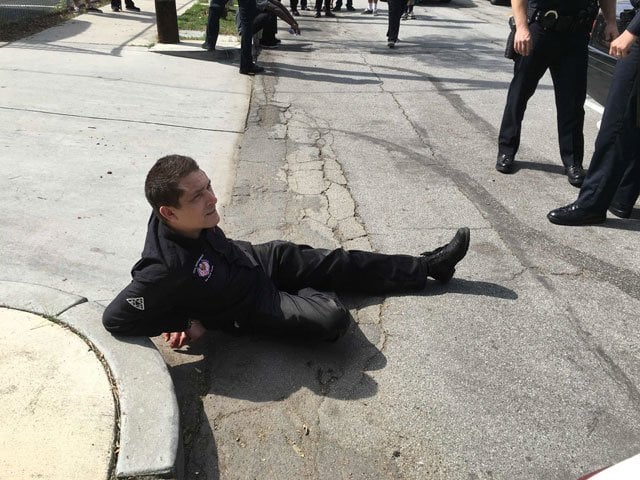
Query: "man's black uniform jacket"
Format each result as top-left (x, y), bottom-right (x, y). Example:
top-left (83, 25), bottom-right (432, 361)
top-left (103, 215), bottom-right (273, 337)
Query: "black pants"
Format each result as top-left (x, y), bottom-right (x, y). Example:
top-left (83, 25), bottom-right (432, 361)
top-left (315, 0), bottom-right (330, 14)
top-left (253, 11), bottom-right (278, 43)
top-left (498, 23), bottom-right (590, 168)
top-left (290, 0), bottom-right (307, 10)
top-left (244, 240), bottom-right (428, 340)
top-left (205, 0), bottom-right (228, 48)
top-left (387, 0), bottom-right (407, 41)
top-left (577, 41), bottom-right (640, 212)
top-left (333, 0), bottom-right (352, 9)
top-left (111, 0), bottom-right (136, 8)
top-left (237, 0), bottom-right (257, 70)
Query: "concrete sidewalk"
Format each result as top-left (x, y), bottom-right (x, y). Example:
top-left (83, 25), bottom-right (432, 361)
top-left (0, 2), bottom-right (252, 478)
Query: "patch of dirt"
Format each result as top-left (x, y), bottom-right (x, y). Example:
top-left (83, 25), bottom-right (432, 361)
top-left (0, 3), bottom-right (106, 43)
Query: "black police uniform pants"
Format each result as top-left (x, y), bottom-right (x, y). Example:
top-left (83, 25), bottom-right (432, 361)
top-left (577, 41), bottom-right (640, 212)
top-left (245, 240), bottom-right (428, 340)
top-left (387, 0), bottom-right (407, 42)
top-left (498, 23), bottom-right (590, 168)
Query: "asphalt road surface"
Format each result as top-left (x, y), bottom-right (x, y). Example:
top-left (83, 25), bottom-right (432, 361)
top-left (153, 1), bottom-right (640, 479)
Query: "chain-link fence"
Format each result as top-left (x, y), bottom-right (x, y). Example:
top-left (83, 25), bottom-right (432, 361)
top-left (0, 0), bottom-right (71, 26)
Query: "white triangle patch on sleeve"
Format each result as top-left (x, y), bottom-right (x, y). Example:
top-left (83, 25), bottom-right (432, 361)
top-left (126, 297), bottom-right (145, 311)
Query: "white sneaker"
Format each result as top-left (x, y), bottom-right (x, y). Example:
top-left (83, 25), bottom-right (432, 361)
top-left (401, 12), bottom-right (408, 20)
top-left (409, 12), bottom-right (415, 19)
top-left (372, 8), bottom-right (378, 15)
top-left (387, 39), bottom-right (395, 48)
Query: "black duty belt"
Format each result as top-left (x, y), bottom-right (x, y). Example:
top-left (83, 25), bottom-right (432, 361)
top-left (530, 9), bottom-right (592, 32)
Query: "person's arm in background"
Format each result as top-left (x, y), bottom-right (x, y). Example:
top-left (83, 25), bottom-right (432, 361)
top-left (265, 0), bottom-right (301, 33)
top-left (599, 0), bottom-right (620, 41)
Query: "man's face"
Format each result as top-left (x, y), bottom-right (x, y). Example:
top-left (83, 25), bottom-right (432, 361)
top-left (161, 169), bottom-right (220, 238)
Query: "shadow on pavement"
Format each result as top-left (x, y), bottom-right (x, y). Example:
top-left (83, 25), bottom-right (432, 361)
top-left (417, 278), bottom-right (519, 299)
top-left (598, 217), bottom-right (640, 232)
top-left (159, 309), bottom-right (388, 479)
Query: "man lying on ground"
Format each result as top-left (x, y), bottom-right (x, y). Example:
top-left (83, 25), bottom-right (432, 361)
top-left (103, 155), bottom-right (470, 347)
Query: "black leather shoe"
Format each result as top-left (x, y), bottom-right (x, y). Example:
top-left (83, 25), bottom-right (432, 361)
top-left (314, 11), bottom-right (321, 17)
top-left (125, 3), bottom-right (140, 11)
top-left (332, 6), bottom-right (341, 11)
top-left (565, 165), bottom-right (586, 188)
top-left (239, 65), bottom-right (265, 75)
top-left (495, 153), bottom-right (515, 174)
top-left (547, 203), bottom-right (605, 226)
top-left (325, 10), bottom-right (336, 16)
top-left (346, 5), bottom-right (355, 10)
top-left (608, 203), bottom-right (633, 219)
top-left (421, 227), bottom-right (470, 284)
top-left (291, 9), bottom-right (300, 15)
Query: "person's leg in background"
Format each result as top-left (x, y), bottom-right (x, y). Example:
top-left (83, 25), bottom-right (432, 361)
top-left (203, 0), bottom-right (227, 50)
top-left (238, 0), bottom-right (262, 74)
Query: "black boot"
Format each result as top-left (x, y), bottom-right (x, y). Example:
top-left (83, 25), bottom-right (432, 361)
top-left (547, 202), bottom-right (606, 226)
top-left (565, 165), bottom-right (586, 188)
top-left (421, 228), bottom-right (470, 284)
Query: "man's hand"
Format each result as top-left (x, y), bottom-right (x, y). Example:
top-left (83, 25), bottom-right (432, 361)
top-left (603, 22), bottom-right (620, 43)
top-left (163, 319), bottom-right (206, 349)
top-left (514, 26), bottom-right (532, 56)
top-left (609, 30), bottom-right (638, 58)
top-left (511, 0), bottom-right (531, 56)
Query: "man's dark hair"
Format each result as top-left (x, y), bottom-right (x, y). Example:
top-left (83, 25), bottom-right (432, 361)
top-left (145, 155), bottom-right (200, 217)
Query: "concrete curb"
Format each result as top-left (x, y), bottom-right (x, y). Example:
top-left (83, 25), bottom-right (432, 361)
top-left (0, 281), bottom-right (183, 480)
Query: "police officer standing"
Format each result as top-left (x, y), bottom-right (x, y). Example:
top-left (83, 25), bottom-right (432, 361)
top-left (495, 0), bottom-right (618, 187)
top-left (548, 3), bottom-right (640, 225)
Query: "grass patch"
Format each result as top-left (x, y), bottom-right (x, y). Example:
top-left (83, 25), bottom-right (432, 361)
top-left (177, 0), bottom-right (237, 36)
top-left (0, 0), bottom-right (236, 43)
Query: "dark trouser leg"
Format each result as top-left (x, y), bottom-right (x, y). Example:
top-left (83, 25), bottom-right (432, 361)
top-left (290, 0), bottom-right (298, 10)
top-left (386, 0), bottom-right (406, 41)
top-left (244, 240), bottom-right (427, 340)
top-left (498, 24), bottom-right (550, 157)
top-left (252, 11), bottom-right (269, 35)
top-left (301, 0), bottom-right (306, 7)
top-left (578, 42), bottom-right (640, 211)
top-left (316, 0), bottom-right (329, 13)
top-left (246, 240), bottom-right (428, 294)
top-left (254, 288), bottom-right (351, 340)
top-left (260, 12), bottom-right (278, 43)
top-left (237, 0), bottom-right (257, 70)
top-left (334, 0), bottom-right (342, 8)
top-left (549, 31), bottom-right (589, 168)
top-left (611, 131), bottom-right (640, 211)
top-left (205, 0), bottom-right (225, 48)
